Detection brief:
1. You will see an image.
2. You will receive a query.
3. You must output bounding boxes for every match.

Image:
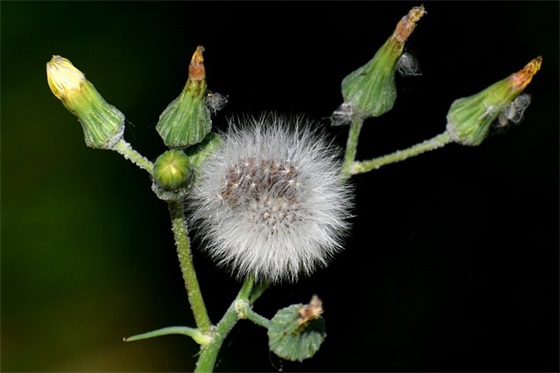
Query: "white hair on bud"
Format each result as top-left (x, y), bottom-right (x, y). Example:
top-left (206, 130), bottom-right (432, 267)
top-left (497, 94), bottom-right (532, 127)
top-left (330, 102), bottom-right (355, 127)
top-left (205, 91), bottom-right (228, 115)
top-left (187, 113), bottom-right (353, 284)
top-left (397, 52), bottom-right (422, 77)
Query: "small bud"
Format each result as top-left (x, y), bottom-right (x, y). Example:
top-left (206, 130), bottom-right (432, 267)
top-left (152, 150), bottom-right (192, 201)
top-left (339, 6), bottom-right (426, 121)
top-left (156, 46), bottom-right (212, 149)
top-left (46, 55), bottom-right (125, 149)
top-left (446, 57), bottom-right (542, 146)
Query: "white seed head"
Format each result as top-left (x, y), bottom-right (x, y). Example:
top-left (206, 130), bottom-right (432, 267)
top-left (188, 114), bottom-right (353, 284)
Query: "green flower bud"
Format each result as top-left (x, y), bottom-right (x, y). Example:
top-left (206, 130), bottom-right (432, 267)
top-left (152, 150), bottom-right (192, 201)
top-left (339, 6), bottom-right (425, 121)
top-left (446, 56), bottom-right (542, 146)
top-left (156, 46), bottom-right (212, 149)
top-left (46, 55), bottom-right (125, 149)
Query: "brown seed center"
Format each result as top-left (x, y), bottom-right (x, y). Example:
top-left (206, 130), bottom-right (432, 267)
top-left (220, 158), bottom-right (299, 209)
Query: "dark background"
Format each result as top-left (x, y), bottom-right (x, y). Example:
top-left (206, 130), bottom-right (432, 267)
top-left (2, 1), bottom-right (558, 372)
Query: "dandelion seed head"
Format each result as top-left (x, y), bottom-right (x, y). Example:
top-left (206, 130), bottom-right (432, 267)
top-left (188, 113), bottom-right (353, 283)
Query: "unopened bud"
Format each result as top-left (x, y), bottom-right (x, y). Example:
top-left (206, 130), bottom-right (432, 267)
top-left (152, 150), bottom-right (191, 201)
top-left (446, 57), bottom-right (542, 146)
top-left (46, 55), bottom-right (125, 149)
top-left (339, 5), bottom-right (426, 121)
top-left (156, 46), bottom-right (212, 149)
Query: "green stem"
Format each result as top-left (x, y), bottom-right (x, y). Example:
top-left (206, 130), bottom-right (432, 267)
top-left (352, 131), bottom-right (453, 175)
top-left (124, 326), bottom-right (211, 345)
top-left (341, 118), bottom-right (364, 180)
top-left (113, 138), bottom-right (154, 174)
top-left (168, 200), bottom-right (212, 334)
top-left (195, 277), bottom-right (266, 373)
top-left (245, 308), bottom-right (271, 329)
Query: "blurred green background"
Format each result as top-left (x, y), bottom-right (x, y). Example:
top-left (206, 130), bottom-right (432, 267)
top-left (2, 2), bottom-right (558, 372)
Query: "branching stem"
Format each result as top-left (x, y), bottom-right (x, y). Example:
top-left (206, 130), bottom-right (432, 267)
top-left (351, 131), bottom-right (453, 175)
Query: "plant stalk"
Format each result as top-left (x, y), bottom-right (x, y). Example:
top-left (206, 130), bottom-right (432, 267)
top-left (168, 200), bottom-right (212, 334)
top-left (352, 131), bottom-right (453, 175)
top-left (113, 138), bottom-right (154, 174)
top-left (342, 118), bottom-right (364, 180)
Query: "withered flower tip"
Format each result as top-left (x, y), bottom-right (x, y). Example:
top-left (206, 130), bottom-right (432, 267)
top-left (393, 5), bottom-right (426, 43)
top-left (511, 56), bottom-right (542, 91)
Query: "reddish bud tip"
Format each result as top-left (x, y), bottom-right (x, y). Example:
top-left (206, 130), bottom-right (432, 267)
top-left (393, 5), bottom-right (426, 43)
top-left (511, 56), bottom-right (542, 90)
top-left (188, 45), bottom-right (206, 81)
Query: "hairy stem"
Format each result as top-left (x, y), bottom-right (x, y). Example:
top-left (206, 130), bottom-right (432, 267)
top-left (168, 200), bottom-right (212, 334)
top-left (113, 138), bottom-right (154, 174)
top-left (244, 307), bottom-right (271, 329)
top-left (352, 131), bottom-right (453, 175)
top-left (342, 118), bottom-right (364, 180)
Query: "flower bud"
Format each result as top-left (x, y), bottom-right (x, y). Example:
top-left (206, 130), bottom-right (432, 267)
top-left (339, 5), bottom-right (425, 121)
top-left (156, 46), bottom-right (212, 149)
top-left (152, 150), bottom-right (192, 201)
top-left (446, 56), bottom-right (542, 146)
top-left (46, 55), bottom-right (125, 149)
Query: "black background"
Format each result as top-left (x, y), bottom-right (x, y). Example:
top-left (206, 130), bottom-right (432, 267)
top-left (2, 1), bottom-right (558, 372)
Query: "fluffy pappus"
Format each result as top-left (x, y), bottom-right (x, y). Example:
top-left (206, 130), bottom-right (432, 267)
top-left (187, 114), bottom-right (353, 284)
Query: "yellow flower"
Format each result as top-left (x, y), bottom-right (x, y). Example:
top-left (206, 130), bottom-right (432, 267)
top-left (46, 55), bottom-right (86, 102)
top-left (46, 55), bottom-right (125, 149)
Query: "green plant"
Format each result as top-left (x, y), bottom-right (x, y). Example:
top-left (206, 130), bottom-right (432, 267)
top-left (45, 5), bottom-right (541, 372)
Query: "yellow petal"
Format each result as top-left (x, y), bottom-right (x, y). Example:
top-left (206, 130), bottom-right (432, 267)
top-left (46, 55), bottom-right (86, 101)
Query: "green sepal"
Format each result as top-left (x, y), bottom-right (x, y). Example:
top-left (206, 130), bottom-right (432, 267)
top-left (446, 56), bottom-right (542, 146)
top-left (267, 303), bottom-right (326, 362)
top-left (341, 37), bottom-right (403, 119)
top-left (156, 79), bottom-right (212, 149)
top-left (446, 79), bottom-right (520, 146)
top-left (67, 81), bottom-right (125, 149)
top-left (46, 55), bottom-right (125, 150)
